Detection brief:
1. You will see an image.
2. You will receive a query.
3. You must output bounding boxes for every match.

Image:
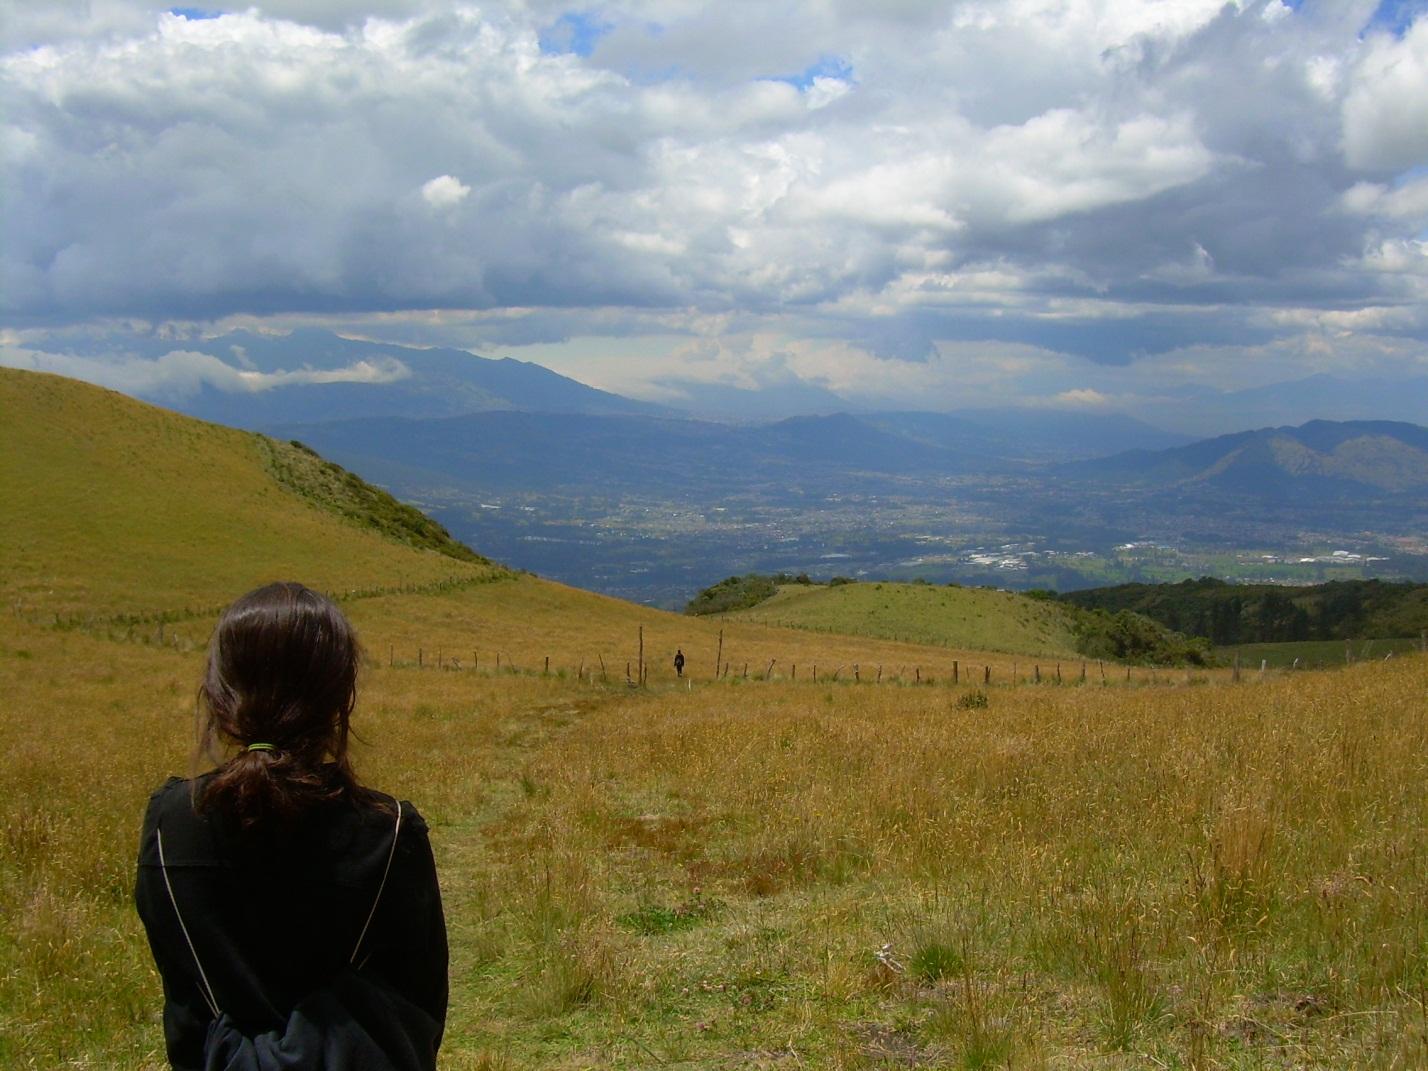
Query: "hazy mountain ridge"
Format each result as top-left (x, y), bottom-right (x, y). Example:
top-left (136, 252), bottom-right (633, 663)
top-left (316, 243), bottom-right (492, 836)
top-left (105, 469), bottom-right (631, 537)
top-left (277, 409), bottom-right (964, 496)
top-left (1062, 420), bottom-right (1428, 497)
top-left (861, 408), bottom-right (1193, 461)
top-left (124, 328), bottom-right (667, 427)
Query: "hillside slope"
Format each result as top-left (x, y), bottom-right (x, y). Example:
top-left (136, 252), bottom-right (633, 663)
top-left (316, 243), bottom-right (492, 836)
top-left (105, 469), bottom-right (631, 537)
top-left (0, 368), bottom-right (503, 620)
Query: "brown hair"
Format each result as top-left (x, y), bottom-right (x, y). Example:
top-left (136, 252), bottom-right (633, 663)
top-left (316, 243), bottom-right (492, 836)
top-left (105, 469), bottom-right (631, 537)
top-left (197, 581), bottom-right (369, 825)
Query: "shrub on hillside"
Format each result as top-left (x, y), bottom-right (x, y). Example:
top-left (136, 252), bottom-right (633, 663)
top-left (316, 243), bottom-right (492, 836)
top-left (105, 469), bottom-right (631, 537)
top-left (1070, 607), bottom-right (1213, 667)
top-left (685, 574), bottom-right (780, 615)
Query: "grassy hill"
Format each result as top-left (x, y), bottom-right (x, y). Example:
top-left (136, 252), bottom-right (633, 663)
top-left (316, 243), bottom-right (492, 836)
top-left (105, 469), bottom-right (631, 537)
top-left (704, 578), bottom-right (1212, 665)
top-left (0, 368), bottom-right (502, 622)
top-left (717, 580), bottom-right (1083, 658)
top-left (3, 368), bottom-right (1426, 1069)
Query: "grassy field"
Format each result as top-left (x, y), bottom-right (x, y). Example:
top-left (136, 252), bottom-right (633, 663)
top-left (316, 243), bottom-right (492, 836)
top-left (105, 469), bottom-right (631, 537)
top-left (4, 369), bottom-right (1427, 1068)
top-left (720, 583), bottom-right (1082, 659)
top-left (3, 620), bottom-right (1425, 1069)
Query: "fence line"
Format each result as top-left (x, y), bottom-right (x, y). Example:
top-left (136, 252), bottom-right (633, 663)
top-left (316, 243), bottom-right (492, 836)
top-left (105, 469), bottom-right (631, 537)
top-left (374, 644), bottom-right (1338, 691)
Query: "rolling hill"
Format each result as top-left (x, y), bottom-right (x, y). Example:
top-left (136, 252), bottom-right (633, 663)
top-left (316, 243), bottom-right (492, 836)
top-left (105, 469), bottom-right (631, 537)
top-left (712, 581), bottom-right (1083, 658)
top-left (699, 578), bottom-right (1211, 665)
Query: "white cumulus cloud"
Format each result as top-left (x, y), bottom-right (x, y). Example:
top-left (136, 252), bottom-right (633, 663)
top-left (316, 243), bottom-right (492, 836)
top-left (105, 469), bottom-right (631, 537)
top-left (421, 174), bottom-right (472, 209)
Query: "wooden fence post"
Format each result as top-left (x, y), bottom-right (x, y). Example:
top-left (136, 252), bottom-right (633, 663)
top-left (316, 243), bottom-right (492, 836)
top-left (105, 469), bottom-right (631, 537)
top-left (715, 628), bottom-right (723, 681)
top-left (418, 648), bottom-right (423, 668)
top-left (854, 663), bottom-right (860, 682)
top-left (389, 644), bottom-right (394, 668)
top-left (1034, 665), bottom-right (1040, 684)
top-left (544, 656), bottom-right (549, 674)
top-left (984, 665), bottom-right (990, 685)
top-left (876, 665), bottom-right (882, 683)
top-left (765, 659), bottom-right (775, 680)
top-left (953, 660), bottom-right (959, 684)
top-left (638, 626), bottom-right (644, 687)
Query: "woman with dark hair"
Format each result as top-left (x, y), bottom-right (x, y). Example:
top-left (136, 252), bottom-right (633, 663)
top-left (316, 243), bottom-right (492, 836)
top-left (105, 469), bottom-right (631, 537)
top-left (135, 581), bottom-right (447, 1070)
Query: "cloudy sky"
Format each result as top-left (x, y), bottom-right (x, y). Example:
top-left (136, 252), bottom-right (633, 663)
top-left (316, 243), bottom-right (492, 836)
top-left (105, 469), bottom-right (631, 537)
top-left (3, 0), bottom-right (1427, 425)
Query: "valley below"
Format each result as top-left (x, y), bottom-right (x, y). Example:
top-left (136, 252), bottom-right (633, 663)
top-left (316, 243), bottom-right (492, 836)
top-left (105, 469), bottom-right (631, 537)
top-left (410, 474), bottom-right (1428, 609)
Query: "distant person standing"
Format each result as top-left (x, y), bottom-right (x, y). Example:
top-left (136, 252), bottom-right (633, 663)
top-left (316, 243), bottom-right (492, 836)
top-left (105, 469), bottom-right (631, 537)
top-left (673, 649), bottom-right (686, 677)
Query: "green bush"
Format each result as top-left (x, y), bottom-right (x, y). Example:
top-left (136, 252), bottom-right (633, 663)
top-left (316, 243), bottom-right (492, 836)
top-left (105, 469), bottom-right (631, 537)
top-left (684, 574), bottom-right (780, 615)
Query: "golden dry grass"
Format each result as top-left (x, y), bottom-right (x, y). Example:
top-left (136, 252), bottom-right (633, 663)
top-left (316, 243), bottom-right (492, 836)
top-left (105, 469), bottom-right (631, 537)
top-left (3, 608), bottom-right (1424, 1069)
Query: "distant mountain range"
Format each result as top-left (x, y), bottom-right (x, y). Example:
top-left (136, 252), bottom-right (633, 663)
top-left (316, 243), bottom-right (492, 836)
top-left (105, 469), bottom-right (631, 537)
top-left (279, 401), bottom-right (1428, 518)
top-left (1144, 374), bottom-right (1428, 436)
top-left (861, 408), bottom-right (1192, 461)
top-left (128, 328), bottom-right (665, 426)
top-left (274, 410), bottom-right (960, 497)
top-left (1062, 419), bottom-right (1428, 498)
top-left (99, 329), bottom-right (1189, 460)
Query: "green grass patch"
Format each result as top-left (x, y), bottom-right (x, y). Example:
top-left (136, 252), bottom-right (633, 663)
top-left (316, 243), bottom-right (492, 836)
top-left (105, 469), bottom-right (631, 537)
top-left (718, 581), bottom-right (1083, 657)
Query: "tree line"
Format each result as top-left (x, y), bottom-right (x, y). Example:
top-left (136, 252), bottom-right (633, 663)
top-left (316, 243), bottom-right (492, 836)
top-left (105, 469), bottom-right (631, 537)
top-left (1055, 577), bottom-right (1428, 646)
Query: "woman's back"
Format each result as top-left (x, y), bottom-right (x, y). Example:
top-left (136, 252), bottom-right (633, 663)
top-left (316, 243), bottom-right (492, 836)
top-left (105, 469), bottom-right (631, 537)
top-left (134, 582), bottom-right (447, 1070)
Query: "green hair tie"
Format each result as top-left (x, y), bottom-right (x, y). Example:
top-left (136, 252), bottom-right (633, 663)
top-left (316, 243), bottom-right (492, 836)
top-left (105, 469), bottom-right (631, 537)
top-left (246, 742), bottom-right (276, 753)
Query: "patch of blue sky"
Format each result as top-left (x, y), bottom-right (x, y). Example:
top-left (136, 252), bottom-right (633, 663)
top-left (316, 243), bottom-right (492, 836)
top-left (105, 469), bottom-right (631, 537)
top-left (1363, 0), bottom-right (1425, 36)
top-left (169, 7), bottom-right (223, 19)
top-left (538, 11), bottom-right (613, 57)
top-left (765, 55), bottom-right (854, 90)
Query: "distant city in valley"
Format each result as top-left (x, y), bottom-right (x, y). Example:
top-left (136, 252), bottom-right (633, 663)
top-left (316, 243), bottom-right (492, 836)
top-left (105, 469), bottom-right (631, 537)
top-left (417, 485), bottom-right (1428, 610)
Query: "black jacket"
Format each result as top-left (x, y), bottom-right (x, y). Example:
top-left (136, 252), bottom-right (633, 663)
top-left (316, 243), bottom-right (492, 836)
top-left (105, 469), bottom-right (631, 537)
top-left (135, 775), bottom-right (448, 1070)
